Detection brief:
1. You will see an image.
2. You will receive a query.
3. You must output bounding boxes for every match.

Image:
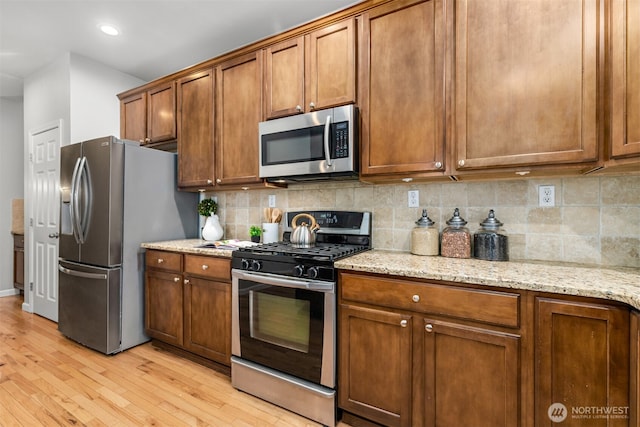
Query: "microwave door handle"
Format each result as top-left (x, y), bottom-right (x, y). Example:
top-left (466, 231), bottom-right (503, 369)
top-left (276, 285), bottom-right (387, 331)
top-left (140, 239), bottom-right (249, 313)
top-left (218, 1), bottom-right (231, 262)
top-left (323, 115), bottom-right (332, 166)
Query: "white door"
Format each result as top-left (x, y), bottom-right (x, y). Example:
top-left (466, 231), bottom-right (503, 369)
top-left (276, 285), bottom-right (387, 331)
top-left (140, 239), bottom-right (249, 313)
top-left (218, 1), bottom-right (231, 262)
top-left (30, 123), bottom-right (61, 322)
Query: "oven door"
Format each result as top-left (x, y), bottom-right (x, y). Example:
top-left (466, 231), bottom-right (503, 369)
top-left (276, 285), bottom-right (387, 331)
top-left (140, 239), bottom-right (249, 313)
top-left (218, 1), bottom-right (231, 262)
top-left (232, 269), bottom-right (335, 388)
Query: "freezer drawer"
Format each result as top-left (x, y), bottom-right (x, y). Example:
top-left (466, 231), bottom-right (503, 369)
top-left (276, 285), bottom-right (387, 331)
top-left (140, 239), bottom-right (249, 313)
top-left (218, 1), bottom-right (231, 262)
top-left (58, 260), bottom-right (121, 354)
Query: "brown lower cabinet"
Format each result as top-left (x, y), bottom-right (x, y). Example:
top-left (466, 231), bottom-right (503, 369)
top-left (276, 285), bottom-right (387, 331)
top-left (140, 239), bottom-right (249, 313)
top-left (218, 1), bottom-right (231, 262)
top-left (145, 250), bottom-right (231, 367)
top-left (13, 234), bottom-right (24, 291)
top-left (339, 271), bottom-right (633, 427)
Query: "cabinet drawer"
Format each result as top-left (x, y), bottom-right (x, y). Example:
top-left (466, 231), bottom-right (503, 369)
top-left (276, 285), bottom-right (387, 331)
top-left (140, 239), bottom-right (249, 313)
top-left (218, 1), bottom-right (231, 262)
top-left (340, 272), bottom-right (520, 328)
top-left (13, 234), bottom-right (24, 248)
top-left (146, 250), bottom-right (182, 272)
top-left (184, 255), bottom-right (230, 281)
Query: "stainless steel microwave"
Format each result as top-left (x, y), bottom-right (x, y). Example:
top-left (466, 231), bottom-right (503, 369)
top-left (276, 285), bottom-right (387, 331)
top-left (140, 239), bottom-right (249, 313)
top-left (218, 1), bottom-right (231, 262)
top-left (258, 105), bottom-right (358, 182)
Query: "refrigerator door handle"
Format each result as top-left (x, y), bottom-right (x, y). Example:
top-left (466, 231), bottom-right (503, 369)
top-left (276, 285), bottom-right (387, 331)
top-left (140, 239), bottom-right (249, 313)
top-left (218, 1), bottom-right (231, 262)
top-left (78, 156), bottom-right (92, 244)
top-left (70, 157), bottom-right (82, 243)
top-left (59, 264), bottom-right (108, 280)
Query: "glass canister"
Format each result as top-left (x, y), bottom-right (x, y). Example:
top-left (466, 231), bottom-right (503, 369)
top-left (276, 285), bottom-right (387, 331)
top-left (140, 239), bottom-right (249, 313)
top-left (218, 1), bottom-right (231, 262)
top-left (473, 209), bottom-right (509, 261)
top-left (411, 209), bottom-right (439, 256)
top-left (441, 208), bottom-right (471, 258)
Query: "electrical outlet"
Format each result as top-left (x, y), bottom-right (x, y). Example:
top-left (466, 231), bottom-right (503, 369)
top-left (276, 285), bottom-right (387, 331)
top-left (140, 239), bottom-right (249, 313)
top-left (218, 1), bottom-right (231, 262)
top-left (408, 190), bottom-right (419, 208)
top-left (538, 185), bottom-right (555, 207)
top-left (268, 195), bottom-right (276, 207)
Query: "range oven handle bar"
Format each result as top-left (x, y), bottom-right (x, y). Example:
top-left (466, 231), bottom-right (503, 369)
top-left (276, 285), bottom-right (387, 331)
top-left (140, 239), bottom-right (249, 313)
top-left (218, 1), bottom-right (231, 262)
top-left (232, 269), bottom-right (334, 293)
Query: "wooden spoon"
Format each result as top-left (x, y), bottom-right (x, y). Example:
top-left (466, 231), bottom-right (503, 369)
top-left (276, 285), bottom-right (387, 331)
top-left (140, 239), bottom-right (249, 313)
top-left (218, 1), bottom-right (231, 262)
top-left (272, 208), bottom-right (282, 224)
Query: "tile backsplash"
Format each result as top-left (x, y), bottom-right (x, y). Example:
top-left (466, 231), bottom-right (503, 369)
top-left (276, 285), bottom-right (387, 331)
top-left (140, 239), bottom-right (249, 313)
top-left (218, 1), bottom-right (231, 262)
top-left (208, 174), bottom-right (640, 268)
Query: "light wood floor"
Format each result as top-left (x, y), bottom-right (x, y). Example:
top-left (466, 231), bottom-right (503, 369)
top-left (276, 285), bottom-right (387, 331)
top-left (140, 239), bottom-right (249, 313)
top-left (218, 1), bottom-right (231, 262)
top-left (0, 295), bottom-right (351, 426)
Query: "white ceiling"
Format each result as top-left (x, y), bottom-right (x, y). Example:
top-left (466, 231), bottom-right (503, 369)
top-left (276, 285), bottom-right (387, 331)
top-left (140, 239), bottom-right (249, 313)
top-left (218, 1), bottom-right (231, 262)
top-left (0, 0), bottom-right (361, 98)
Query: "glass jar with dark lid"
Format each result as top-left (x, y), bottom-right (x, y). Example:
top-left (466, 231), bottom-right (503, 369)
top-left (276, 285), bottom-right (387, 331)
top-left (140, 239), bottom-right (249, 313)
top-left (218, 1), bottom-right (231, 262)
top-left (441, 208), bottom-right (471, 258)
top-left (411, 209), bottom-right (439, 256)
top-left (473, 209), bottom-right (509, 261)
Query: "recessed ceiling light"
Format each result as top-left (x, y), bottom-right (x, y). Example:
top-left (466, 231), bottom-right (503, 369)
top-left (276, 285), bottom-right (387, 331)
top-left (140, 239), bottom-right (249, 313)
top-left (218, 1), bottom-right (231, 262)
top-left (100, 24), bottom-right (119, 36)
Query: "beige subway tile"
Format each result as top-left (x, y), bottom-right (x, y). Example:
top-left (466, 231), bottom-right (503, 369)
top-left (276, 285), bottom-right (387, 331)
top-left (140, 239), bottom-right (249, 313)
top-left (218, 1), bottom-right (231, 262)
top-left (353, 186), bottom-right (375, 209)
top-left (496, 180), bottom-right (528, 206)
top-left (562, 235), bottom-right (601, 265)
top-left (527, 207), bottom-right (563, 234)
top-left (467, 182), bottom-right (496, 206)
top-left (526, 234), bottom-right (563, 262)
top-left (601, 237), bottom-right (640, 268)
top-left (562, 206), bottom-right (600, 236)
top-left (563, 176), bottom-right (600, 205)
top-left (440, 182), bottom-right (469, 207)
top-left (372, 228), bottom-right (393, 250)
top-left (601, 206), bottom-right (640, 237)
top-left (506, 233), bottom-right (526, 261)
top-left (601, 175), bottom-right (640, 205)
top-left (336, 187), bottom-right (356, 209)
top-left (393, 228), bottom-right (411, 252)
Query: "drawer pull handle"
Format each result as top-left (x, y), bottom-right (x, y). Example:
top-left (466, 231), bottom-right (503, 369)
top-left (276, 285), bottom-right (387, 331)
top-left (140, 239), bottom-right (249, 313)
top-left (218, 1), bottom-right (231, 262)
top-left (425, 324), bottom-right (433, 332)
top-left (184, 279), bottom-right (190, 285)
top-left (202, 264), bottom-right (209, 270)
top-left (412, 294), bottom-right (420, 303)
top-left (157, 258), bottom-right (164, 264)
top-left (173, 277), bottom-right (180, 283)
top-left (400, 320), bottom-right (408, 327)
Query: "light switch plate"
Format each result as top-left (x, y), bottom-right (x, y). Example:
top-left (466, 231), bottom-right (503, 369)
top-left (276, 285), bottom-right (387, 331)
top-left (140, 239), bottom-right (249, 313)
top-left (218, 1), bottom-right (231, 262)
top-left (268, 195), bottom-right (276, 207)
top-left (538, 185), bottom-right (555, 207)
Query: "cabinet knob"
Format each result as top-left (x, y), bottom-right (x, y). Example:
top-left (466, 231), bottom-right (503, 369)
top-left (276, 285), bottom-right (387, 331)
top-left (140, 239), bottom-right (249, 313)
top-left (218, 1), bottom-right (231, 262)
top-left (296, 105), bottom-right (302, 112)
top-left (184, 279), bottom-right (190, 285)
top-left (145, 138), bottom-right (151, 143)
top-left (434, 161), bottom-right (442, 169)
top-left (216, 178), bottom-right (222, 184)
top-left (207, 179), bottom-right (213, 184)
top-left (309, 102), bottom-right (315, 110)
top-left (201, 264), bottom-right (209, 270)
top-left (412, 294), bottom-right (420, 303)
top-left (425, 324), bottom-right (433, 332)
top-left (173, 277), bottom-right (180, 283)
top-left (400, 320), bottom-right (408, 328)
top-left (458, 159), bottom-right (465, 167)
top-left (157, 258), bottom-right (164, 264)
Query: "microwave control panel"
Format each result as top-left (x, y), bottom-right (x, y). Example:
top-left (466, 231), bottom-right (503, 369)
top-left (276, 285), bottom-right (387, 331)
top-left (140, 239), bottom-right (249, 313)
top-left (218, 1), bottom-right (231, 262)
top-left (332, 121), bottom-right (349, 158)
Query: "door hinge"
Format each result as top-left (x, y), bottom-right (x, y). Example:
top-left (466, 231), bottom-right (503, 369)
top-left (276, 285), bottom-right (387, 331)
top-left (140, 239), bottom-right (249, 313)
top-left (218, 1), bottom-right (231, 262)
top-left (29, 153), bottom-right (33, 162)
top-left (29, 282), bottom-right (33, 291)
top-left (30, 218), bottom-right (34, 227)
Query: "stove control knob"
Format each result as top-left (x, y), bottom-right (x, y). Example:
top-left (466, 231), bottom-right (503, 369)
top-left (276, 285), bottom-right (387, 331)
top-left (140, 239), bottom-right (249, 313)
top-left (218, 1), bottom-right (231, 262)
top-left (241, 259), bottom-right (250, 270)
top-left (307, 266), bottom-right (319, 279)
top-left (250, 260), bottom-right (262, 271)
top-left (293, 265), bottom-right (305, 277)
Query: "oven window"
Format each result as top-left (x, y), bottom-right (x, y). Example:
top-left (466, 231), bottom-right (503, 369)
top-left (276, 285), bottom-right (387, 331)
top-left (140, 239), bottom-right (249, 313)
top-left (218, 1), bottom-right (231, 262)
top-left (261, 125), bottom-right (325, 165)
top-left (250, 291), bottom-right (310, 353)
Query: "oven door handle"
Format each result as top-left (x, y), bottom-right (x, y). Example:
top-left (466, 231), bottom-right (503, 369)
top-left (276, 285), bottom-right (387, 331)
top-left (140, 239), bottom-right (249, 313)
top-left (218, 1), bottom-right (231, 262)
top-left (233, 270), bottom-right (334, 292)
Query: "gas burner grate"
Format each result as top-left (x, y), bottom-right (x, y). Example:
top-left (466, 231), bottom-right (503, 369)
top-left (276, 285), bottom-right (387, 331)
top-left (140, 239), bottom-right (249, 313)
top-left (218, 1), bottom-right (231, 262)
top-left (237, 242), bottom-right (369, 261)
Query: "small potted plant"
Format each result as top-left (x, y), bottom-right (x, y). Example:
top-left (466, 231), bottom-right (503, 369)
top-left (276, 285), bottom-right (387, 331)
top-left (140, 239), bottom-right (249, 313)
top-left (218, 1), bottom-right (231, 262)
top-left (249, 225), bottom-right (262, 243)
top-left (198, 198), bottom-right (223, 241)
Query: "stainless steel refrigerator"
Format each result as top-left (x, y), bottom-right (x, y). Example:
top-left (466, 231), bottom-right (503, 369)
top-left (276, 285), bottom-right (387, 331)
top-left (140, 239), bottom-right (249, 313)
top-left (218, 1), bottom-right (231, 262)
top-left (58, 136), bottom-right (198, 354)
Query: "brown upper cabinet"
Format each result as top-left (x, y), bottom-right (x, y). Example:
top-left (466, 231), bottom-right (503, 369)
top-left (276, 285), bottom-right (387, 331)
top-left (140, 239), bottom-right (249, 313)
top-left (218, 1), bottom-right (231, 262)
top-left (451, 0), bottom-right (599, 173)
top-left (120, 82), bottom-right (176, 146)
top-left (177, 69), bottom-right (215, 190)
top-left (215, 51), bottom-right (264, 186)
top-left (264, 18), bottom-right (356, 119)
top-left (609, 0), bottom-right (640, 161)
top-left (359, 0), bottom-right (446, 181)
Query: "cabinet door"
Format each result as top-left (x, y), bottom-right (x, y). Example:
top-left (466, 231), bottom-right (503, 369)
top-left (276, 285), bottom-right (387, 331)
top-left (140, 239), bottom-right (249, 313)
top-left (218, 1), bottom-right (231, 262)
top-left (453, 0), bottom-right (599, 171)
top-left (120, 92), bottom-right (147, 144)
top-left (177, 69), bottom-right (215, 189)
top-left (359, 0), bottom-right (446, 178)
top-left (611, 0), bottom-right (640, 159)
top-left (423, 319), bottom-right (520, 427)
top-left (216, 51), bottom-right (263, 186)
top-left (145, 269), bottom-right (183, 346)
top-left (536, 298), bottom-right (630, 427)
top-left (264, 36), bottom-right (305, 119)
top-left (632, 311), bottom-right (639, 427)
top-left (305, 18), bottom-right (356, 111)
top-left (183, 276), bottom-right (231, 365)
top-left (146, 82), bottom-right (176, 144)
top-left (13, 235), bottom-right (24, 290)
top-left (339, 304), bottom-right (413, 427)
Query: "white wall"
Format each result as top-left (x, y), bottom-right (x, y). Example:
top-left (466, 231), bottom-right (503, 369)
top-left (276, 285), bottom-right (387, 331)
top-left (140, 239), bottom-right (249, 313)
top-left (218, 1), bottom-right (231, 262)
top-left (0, 97), bottom-right (25, 295)
top-left (21, 52), bottom-right (145, 309)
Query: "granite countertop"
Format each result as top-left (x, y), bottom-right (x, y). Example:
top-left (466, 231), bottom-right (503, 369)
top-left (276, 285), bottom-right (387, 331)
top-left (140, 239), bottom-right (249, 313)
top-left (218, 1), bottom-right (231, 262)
top-left (335, 250), bottom-right (640, 311)
top-left (141, 239), bottom-right (235, 258)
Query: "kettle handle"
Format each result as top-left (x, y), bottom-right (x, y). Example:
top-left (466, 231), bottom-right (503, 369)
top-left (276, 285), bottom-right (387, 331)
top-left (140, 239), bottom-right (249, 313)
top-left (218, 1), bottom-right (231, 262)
top-left (291, 213), bottom-right (318, 230)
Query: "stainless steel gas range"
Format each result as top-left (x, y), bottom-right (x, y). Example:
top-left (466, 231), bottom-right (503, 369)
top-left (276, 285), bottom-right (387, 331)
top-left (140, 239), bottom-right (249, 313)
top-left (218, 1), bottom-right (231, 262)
top-left (231, 210), bottom-right (371, 427)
